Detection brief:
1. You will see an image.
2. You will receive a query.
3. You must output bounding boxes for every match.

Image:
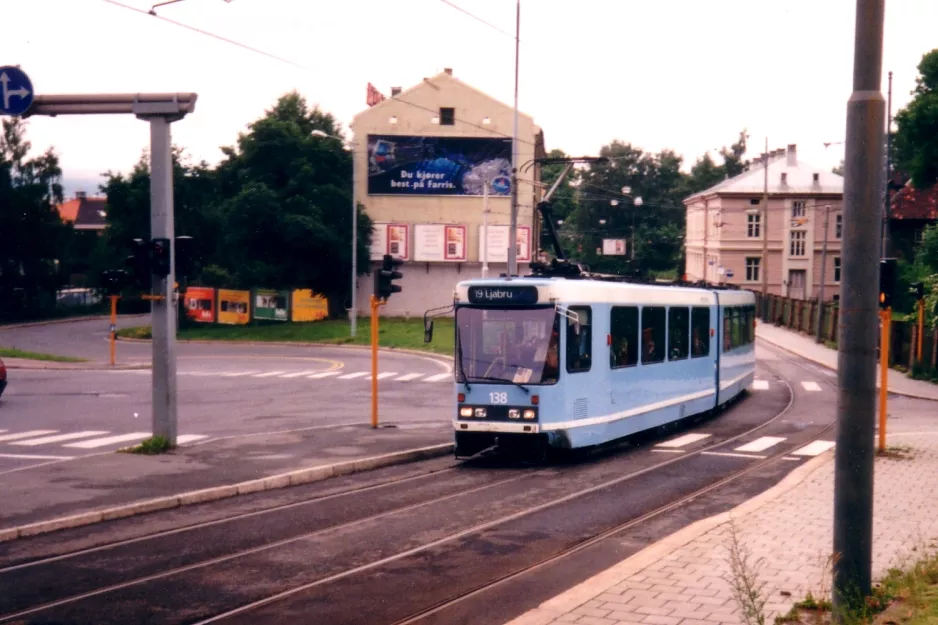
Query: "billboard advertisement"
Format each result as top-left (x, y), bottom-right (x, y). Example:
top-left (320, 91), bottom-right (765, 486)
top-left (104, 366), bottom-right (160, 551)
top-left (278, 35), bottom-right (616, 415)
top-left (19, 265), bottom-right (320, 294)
top-left (478, 225), bottom-right (531, 263)
top-left (291, 289), bottom-right (329, 322)
top-left (253, 289), bottom-right (290, 321)
top-left (602, 239), bottom-right (627, 256)
top-left (414, 224), bottom-right (467, 262)
top-left (366, 134), bottom-right (512, 196)
top-left (218, 289), bottom-right (250, 325)
top-left (184, 287), bottom-right (215, 323)
top-left (370, 223), bottom-right (410, 261)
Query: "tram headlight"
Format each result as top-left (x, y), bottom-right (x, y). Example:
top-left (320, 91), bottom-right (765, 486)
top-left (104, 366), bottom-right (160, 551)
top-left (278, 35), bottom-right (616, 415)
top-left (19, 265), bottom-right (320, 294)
top-left (523, 409), bottom-right (536, 420)
top-left (460, 407), bottom-right (473, 417)
top-left (508, 409), bottom-right (521, 419)
top-left (474, 407), bottom-right (487, 418)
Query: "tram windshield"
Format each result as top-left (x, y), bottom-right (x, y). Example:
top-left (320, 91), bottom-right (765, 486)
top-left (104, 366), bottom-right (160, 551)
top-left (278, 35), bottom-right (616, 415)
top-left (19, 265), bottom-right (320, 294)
top-left (456, 306), bottom-right (560, 385)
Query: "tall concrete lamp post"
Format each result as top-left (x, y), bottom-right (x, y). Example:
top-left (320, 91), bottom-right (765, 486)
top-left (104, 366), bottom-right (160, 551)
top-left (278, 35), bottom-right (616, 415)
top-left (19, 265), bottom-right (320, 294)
top-left (312, 129), bottom-right (359, 337)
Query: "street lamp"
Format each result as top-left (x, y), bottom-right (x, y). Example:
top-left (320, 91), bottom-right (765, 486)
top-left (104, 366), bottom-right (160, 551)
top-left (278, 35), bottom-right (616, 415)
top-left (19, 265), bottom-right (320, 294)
top-left (312, 129), bottom-right (359, 338)
top-left (614, 191), bottom-right (643, 261)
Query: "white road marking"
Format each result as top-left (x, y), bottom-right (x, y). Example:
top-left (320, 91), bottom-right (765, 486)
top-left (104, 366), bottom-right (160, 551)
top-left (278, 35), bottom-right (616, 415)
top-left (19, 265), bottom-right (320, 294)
top-left (0, 453), bottom-right (74, 460)
top-left (279, 370), bottom-right (321, 379)
top-left (11, 431), bottom-right (110, 446)
top-left (367, 372), bottom-right (398, 380)
top-left (395, 373), bottom-right (423, 381)
top-left (0, 430), bottom-right (58, 443)
top-left (307, 371), bottom-right (341, 379)
top-left (176, 434), bottom-right (208, 444)
top-left (783, 456), bottom-right (801, 461)
top-left (651, 448), bottom-right (685, 454)
top-left (752, 380), bottom-right (770, 390)
top-left (220, 371), bottom-right (259, 377)
top-left (801, 381), bottom-right (823, 392)
top-left (702, 451), bottom-right (766, 459)
top-left (656, 433), bottom-right (711, 448)
top-left (253, 371), bottom-right (287, 378)
top-left (422, 373), bottom-right (452, 382)
top-left (791, 440), bottom-right (836, 456)
top-left (64, 432), bottom-right (151, 449)
top-left (734, 436), bottom-right (786, 453)
top-left (338, 372), bottom-right (369, 380)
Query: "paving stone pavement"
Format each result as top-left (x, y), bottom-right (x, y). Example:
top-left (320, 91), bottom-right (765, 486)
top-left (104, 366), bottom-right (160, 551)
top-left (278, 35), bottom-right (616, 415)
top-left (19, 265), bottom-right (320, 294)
top-left (505, 419), bottom-right (938, 625)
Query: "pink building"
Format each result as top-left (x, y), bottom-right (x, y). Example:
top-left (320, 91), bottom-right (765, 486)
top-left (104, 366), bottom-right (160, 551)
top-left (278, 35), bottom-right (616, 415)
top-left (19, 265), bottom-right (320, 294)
top-left (683, 144), bottom-right (844, 300)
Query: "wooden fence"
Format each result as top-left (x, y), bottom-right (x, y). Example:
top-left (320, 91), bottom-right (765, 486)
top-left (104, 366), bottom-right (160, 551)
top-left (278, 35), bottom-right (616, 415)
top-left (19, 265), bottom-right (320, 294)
top-left (751, 291), bottom-right (938, 373)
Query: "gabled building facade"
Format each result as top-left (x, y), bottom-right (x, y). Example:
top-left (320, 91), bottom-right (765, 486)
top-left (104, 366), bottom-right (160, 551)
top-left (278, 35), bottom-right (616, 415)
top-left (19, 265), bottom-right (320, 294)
top-left (350, 68), bottom-right (546, 316)
top-left (888, 179), bottom-right (938, 262)
top-left (683, 144), bottom-right (844, 300)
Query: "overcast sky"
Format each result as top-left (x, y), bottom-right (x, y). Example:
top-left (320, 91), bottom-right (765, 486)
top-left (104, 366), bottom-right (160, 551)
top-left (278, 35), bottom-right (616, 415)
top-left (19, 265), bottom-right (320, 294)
top-left (3, 0), bottom-right (936, 196)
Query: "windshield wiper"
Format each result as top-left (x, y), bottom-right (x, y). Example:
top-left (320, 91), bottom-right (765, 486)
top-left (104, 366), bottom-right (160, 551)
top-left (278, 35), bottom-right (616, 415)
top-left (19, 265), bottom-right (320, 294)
top-left (470, 375), bottom-right (530, 394)
top-left (455, 330), bottom-right (471, 391)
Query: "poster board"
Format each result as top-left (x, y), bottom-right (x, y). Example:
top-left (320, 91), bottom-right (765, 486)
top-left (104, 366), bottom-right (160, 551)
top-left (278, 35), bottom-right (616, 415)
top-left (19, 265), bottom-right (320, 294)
top-left (414, 224), bottom-right (467, 261)
top-left (253, 289), bottom-right (290, 321)
top-left (291, 289), bottom-right (329, 322)
top-left (369, 222), bottom-right (410, 261)
top-left (184, 287), bottom-right (215, 323)
top-left (602, 239), bottom-right (626, 256)
top-left (217, 289), bottom-right (250, 325)
top-left (477, 225), bottom-right (531, 263)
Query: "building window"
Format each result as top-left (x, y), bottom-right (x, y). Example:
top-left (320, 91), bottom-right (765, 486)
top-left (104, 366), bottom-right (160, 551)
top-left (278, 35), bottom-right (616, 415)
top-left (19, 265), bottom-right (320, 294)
top-left (565, 306), bottom-right (591, 373)
top-left (747, 213), bottom-right (761, 238)
top-left (792, 201), bottom-right (806, 217)
top-left (746, 257), bottom-right (761, 282)
top-left (691, 307), bottom-right (710, 358)
top-left (640, 306), bottom-right (666, 365)
top-left (439, 107), bottom-right (455, 125)
top-left (835, 214), bottom-right (842, 239)
top-left (790, 230), bottom-right (806, 256)
top-left (834, 257), bottom-right (841, 282)
top-left (610, 306), bottom-right (638, 369)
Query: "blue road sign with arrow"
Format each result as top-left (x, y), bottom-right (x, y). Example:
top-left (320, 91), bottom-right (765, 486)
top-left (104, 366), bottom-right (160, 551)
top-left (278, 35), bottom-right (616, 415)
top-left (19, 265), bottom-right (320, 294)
top-left (0, 66), bottom-right (34, 116)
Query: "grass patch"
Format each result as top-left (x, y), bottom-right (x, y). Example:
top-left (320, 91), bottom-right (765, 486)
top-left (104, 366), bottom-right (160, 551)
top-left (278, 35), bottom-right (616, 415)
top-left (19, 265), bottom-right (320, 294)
top-left (0, 347), bottom-right (87, 363)
top-left (118, 317), bottom-right (455, 356)
top-left (121, 436), bottom-right (173, 455)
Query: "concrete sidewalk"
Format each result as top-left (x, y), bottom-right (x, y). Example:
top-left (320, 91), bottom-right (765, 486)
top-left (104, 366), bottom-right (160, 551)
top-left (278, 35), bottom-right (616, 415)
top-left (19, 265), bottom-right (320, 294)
top-left (505, 408), bottom-right (938, 625)
top-left (0, 422), bottom-right (453, 542)
top-left (756, 322), bottom-right (938, 401)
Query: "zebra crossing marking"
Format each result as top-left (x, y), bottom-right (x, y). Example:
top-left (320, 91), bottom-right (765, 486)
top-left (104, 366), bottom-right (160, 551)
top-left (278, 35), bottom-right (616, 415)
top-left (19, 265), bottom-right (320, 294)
top-left (0, 430), bottom-right (57, 443)
top-left (801, 381), bottom-right (823, 392)
top-left (735, 436), bottom-right (786, 453)
top-left (422, 373), bottom-right (452, 382)
top-left (252, 371), bottom-right (286, 378)
top-left (338, 371), bottom-right (370, 380)
top-left (395, 373), bottom-right (423, 381)
top-left (11, 431), bottom-right (109, 446)
top-left (656, 433), bottom-right (711, 448)
top-left (279, 370), bottom-right (321, 379)
top-left (791, 440), bottom-right (836, 456)
top-left (307, 371), bottom-right (342, 379)
top-left (752, 380), bottom-right (770, 390)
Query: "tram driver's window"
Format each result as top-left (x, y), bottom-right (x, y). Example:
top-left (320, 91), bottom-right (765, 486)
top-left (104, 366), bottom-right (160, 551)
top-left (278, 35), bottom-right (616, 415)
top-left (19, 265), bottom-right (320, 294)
top-left (640, 306), bottom-right (666, 364)
top-left (566, 306), bottom-right (592, 373)
top-left (691, 307), bottom-right (710, 358)
top-left (668, 307), bottom-right (689, 361)
top-left (610, 306), bottom-right (638, 368)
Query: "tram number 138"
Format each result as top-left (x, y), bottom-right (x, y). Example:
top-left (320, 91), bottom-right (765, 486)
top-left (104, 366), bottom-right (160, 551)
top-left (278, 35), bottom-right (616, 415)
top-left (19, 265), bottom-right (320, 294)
top-left (489, 392), bottom-right (508, 404)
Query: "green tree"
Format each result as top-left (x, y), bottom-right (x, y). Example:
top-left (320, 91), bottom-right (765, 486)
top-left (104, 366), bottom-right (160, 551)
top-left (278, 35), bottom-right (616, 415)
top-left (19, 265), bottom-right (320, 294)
top-left (0, 118), bottom-right (71, 321)
top-left (214, 91), bottom-right (372, 314)
top-left (894, 49), bottom-right (938, 189)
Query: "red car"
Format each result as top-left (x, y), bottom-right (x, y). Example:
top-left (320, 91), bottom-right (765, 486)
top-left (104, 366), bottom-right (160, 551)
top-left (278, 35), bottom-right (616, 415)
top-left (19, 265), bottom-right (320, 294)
top-left (0, 356), bottom-right (6, 399)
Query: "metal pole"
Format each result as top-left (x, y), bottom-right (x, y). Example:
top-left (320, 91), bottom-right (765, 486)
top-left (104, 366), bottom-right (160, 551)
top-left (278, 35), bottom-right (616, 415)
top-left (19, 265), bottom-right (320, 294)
top-left (833, 0), bottom-right (885, 616)
top-left (879, 308), bottom-right (890, 452)
top-left (482, 178), bottom-right (490, 278)
top-left (148, 116), bottom-right (178, 446)
top-left (109, 295), bottom-right (118, 366)
top-left (918, 298), bottom-right (925, 362)
top-left (507, 0), bottom-right (520, 277)
top-left (351, 142), bottom-right (358, 338)
top-left (761, 138), bottom-right (769, 316)
top-left (816, 204), bottom-right (831, 342)
top-left (371, 295), bottom-right (379, 428)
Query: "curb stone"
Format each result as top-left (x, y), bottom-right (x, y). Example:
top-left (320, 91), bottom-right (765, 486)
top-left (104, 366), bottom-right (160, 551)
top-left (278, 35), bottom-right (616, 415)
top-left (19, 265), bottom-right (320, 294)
top-left (3, 359), bottom-right (150, 371)
top-left (0, 443), bottom-right (454, 543)
top-left (504, 448), bottom-right (837, 625)
top-left (0, 314), bottom-right (149, 330)
top-left (756, 328), bottom-right (938, 402)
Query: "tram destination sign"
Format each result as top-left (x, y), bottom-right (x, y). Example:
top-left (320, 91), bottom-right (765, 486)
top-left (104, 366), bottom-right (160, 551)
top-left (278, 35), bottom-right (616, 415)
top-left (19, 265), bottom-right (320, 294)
top-left (468, 285), bottom-right (539, 305)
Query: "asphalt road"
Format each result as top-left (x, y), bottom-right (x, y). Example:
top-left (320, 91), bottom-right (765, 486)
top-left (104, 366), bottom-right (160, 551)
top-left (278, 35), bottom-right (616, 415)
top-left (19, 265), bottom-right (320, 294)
top-left (0, 342), bottom-right (866, 625)
top-left (0, 317), bottom-right (452, 471)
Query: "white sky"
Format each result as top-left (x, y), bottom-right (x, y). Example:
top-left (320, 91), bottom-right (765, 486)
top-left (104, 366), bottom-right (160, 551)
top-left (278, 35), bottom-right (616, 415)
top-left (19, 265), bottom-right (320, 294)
top-left (3, 0), bottom-right (936, 195)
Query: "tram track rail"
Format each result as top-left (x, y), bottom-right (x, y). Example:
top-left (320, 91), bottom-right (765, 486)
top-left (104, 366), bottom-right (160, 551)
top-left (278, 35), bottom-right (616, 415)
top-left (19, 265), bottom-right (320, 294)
top-left (0, 358), bottom-right (811, 625)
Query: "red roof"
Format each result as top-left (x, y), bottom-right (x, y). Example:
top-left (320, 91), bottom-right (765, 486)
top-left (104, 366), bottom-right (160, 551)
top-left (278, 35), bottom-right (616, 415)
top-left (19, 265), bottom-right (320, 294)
top-left (890, 181), bottom-right (938, 221)
top-left (57, 199), bottom-right (81, 222)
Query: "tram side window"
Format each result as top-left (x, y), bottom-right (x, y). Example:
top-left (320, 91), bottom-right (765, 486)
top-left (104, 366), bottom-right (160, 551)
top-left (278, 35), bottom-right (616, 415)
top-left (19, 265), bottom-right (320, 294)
top-left (745, 306), bottom-right (754, 344)
top-left (610, 306), bottom-right (639, 368)
top-left (641, 306), bottom-right (666, 364)
top-left (668, 307), bottom-right (689, 361)
top-left (723, 308), bottom-right (732, 352)
top-left (566, 306), bottom-right (592, 373)
top-left (731, 307), bottom-right (742, 348)
top-left (691, 307), bottom-right (710, 358)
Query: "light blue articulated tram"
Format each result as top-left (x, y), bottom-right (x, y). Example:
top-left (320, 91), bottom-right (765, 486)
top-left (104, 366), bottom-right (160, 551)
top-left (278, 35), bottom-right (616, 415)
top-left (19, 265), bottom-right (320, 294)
top-left (444, 276), bottom-right (756, 458)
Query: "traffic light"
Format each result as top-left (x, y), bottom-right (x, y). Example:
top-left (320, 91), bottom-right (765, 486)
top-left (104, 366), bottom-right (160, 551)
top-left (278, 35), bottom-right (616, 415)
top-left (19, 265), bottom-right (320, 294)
top-left (911, 281), bottom-right (925, 301)
top-left (125, 238), bottom-right (151, 288)
top-left (151, 238), bottom-right (171, 277)
top-left (100, 269), bottom-right (129, 296)
top-left (879, 258), bottom-right (897, 309)
top-left (375, 254), bottom-right (403, 300)
top-left (175, 236), bottom-right (195, 279)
